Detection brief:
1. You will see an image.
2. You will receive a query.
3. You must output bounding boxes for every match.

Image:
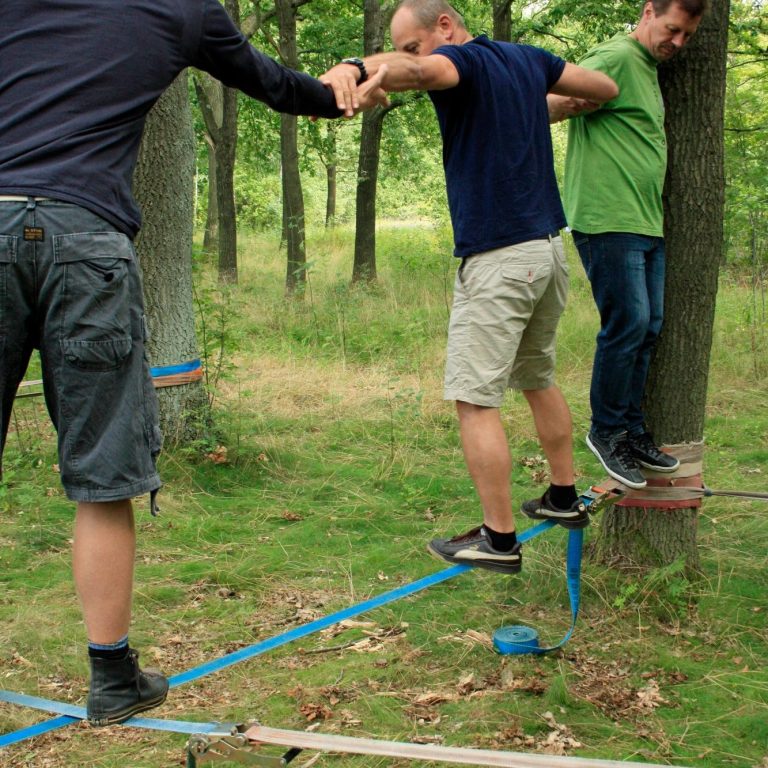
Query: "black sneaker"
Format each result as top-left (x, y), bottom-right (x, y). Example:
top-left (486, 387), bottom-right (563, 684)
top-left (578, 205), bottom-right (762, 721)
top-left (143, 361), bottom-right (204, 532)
top-left (520, 491), bottom-right (589, 529)
top-left (87, 649), bottom-right (169, 726)
top-left (427, 526), bottom-right (522, 574)
top-left (628, 431), bottom-right (680, 472)
top-left (586, 431), bottom-right (647, 489)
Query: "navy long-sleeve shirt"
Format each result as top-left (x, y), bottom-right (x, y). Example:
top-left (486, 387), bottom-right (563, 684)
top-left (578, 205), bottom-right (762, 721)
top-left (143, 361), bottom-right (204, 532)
top-left (0, 0), bottom-right (342, 237)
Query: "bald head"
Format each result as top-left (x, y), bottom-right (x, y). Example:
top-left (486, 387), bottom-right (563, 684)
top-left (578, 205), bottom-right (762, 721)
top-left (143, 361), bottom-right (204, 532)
top-left (391, 0), bottom-right (469, 55)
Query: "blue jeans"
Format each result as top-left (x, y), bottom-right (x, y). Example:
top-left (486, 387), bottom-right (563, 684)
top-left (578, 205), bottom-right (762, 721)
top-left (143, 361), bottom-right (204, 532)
top-left (572, 231), bottom-right (665, 438)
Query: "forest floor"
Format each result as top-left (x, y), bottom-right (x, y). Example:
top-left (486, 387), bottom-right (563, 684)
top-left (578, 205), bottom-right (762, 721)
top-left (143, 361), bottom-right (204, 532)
top-left (0, 225), bottom-right (766, 768)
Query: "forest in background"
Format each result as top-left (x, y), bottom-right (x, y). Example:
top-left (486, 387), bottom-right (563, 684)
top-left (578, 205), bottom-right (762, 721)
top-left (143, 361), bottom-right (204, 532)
top-left (189, 0), bottom-right (766, 274)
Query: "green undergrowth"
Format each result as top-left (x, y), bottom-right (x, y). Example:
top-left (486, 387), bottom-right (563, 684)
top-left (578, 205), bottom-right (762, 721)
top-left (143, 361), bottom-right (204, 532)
top-left (0, 226), bottom-right (766, 768)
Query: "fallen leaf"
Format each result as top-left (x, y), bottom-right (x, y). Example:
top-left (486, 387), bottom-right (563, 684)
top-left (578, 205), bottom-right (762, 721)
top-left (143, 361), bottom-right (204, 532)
top-left (205, 445), bottom-right (228, 464)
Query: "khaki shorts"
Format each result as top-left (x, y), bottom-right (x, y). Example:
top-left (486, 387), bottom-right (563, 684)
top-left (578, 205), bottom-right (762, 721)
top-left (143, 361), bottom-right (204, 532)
top-left (443, 236), bottom-right (568, 407)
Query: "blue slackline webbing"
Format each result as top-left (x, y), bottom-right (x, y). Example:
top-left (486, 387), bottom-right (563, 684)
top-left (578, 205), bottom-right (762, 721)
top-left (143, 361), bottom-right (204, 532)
top-left (171, 520), bottom-right (553, 688)
top-left (0, 716), bottom-right (79, 748)
top-left (0, 691), bottom-right (226, 744)
top-left (0, 520), bottom-right (560, 749)
top-left (150, 359), bottom-right (202, 378)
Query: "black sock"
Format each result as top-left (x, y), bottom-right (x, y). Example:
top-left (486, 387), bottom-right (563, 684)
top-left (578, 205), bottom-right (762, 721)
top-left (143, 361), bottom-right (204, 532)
top-left (88, 642), bottom-right (130, 661)
top-left (548, 484), bottom-right (579, 510)
top-left (483, 525), bottom-right (517, 552)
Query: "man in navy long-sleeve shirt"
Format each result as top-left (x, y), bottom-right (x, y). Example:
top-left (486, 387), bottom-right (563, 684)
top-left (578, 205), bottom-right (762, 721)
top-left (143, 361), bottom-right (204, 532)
top-left (0, 0), bottom-right (385, 726)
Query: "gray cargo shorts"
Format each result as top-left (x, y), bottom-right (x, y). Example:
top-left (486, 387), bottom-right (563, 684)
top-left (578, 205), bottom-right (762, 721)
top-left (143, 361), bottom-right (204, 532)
top-left (444, 235), bottom-right (569, 407)
top-left (0, 198), bottom-right (162, 503)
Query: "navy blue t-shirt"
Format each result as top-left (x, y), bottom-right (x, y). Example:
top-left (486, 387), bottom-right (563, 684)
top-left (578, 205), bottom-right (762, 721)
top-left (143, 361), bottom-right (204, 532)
top-left (0, 0), bottom-right (342, 237)
top-left (429, 36), bottom-right (567, 257)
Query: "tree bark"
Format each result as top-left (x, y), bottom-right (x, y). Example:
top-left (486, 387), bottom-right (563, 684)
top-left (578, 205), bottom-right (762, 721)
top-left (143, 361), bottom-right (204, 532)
top-left (216, 84), bottom-right (239, 283)
top-left (352, 0), bottom-right (385, 284)
top-left (492, 0), bottom-right (512, 42)
top-left (324, 122), bottom-right (339, 228)
top-left (194, 0), bottom-right (240, 283)
top-left (326, 163), bottom-right (337, 228)
top-left (203, 138), bottom-right (219, 254)
top-left (595, 0), bottom-right (730, 571)
top-left (276, 0), bottom-right (307, 294)
top-left (133, 74), bottom-right (209, 442)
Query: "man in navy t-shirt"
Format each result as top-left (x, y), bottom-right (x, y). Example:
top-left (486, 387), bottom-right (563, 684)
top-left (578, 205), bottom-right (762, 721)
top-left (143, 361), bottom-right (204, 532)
top-left (0, 0), bottom-right (387, 727)
top-left (324, 0), bottom-right (618, 573)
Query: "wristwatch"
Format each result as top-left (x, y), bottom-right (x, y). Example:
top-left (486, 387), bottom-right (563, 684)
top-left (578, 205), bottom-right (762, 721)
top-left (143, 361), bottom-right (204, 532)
top-left (341, 57), bottom-right (368, 84)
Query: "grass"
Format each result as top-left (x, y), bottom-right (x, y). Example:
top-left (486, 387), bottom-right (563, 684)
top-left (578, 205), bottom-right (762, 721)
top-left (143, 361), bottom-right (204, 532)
top-left (0, 224), bottom-right (766, 768)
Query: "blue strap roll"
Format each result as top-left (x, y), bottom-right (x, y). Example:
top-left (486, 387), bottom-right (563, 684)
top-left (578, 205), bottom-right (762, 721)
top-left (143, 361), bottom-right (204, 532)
top-left (493, 527), bottom-right (583, 655)
top-left (493, 625), bottom-right (541, 654)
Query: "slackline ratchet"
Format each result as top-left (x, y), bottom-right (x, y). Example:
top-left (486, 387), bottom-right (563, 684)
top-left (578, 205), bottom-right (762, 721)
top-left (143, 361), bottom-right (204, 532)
top-left (0, 487), bottom-right (621, 751)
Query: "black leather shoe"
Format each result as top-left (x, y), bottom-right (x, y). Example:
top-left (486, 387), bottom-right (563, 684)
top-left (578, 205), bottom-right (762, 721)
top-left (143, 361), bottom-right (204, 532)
top-left (87, 649), bottom-right (168, 726)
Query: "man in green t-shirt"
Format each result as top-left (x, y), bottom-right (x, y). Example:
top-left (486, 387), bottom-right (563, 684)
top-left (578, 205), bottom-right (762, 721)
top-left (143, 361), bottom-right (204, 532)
top-left (547, 0), bottom-right (705, 490)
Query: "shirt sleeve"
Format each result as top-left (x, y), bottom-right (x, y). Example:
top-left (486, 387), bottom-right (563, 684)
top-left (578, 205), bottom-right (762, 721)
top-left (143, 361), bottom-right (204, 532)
top-left (191, 0), bottom-right (341, 119)
top-left (525, 45), bottom-right (566, 91)
top-left (431, 43), bottom-right (475, 87)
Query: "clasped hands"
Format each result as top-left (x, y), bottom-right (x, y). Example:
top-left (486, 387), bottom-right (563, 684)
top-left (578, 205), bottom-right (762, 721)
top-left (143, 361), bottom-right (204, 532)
top-left (319, 63), bottom-right (390, 117)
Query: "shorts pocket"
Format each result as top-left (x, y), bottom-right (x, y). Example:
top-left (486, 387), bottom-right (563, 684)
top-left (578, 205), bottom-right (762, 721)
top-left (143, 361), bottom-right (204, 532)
top-left (500, 262), bottom-right (551, 285)
top-left (0, 235), bottom-right (18, 340)
top-left (54, 231), bottom-right (134, 371)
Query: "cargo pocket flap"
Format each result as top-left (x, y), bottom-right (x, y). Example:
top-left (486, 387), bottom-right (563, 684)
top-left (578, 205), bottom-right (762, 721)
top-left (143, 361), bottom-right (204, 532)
top-left (61, 338), bottom-right (133, 371)
top-left (53, 231), bottom-right (134, 264)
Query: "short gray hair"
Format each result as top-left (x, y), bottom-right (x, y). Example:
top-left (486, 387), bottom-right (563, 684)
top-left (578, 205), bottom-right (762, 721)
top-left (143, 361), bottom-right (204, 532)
top-left (394, 0), bottom-right (466, 30)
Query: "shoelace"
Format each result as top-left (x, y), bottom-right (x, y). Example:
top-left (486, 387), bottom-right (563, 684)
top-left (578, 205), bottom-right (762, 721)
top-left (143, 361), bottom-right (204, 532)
top-left (449, 526), bottom-right (484, 543)
top-left (612, 436), bottom-right (639, 470)
top-left (631, 432), bottom-right (658, 455)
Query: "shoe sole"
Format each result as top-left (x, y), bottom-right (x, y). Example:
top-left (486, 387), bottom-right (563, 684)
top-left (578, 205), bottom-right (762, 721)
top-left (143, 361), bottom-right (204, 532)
top-left (519, 505), bottom-right (590, 529)
top-left (635, 458), bottom-right (680, 473)
top-left (426, 542), bottom-right (521, 574)
top-left (586, 434), bottom-right (647, 490)
top-left (88, 688), bottom-right (168, 727)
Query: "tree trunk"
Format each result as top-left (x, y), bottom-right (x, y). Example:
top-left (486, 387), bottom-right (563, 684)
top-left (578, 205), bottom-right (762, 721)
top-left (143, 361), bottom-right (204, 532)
top-left (492, 0), bottom-right (512, 42)
top-left (203, 138), bottom-right (219, 254)
top-left (133, 74), bottom-right (209, 442)
top-left (595, 0), bottom-right (730, 571)
top-left (326, 162), bottom-right (337, 228)
top-left (281, 114), bottom-right (307, 293)
top-left (195, 0), bottom-right (240, 283)
top-left (352, 0), bottom-right (385, 284)
top-left (276, 0), bottom-right (307, 294)
top-left (353, 108), bottom-right (385, 282)
top-left (216, 84), bottom-right (239, 283)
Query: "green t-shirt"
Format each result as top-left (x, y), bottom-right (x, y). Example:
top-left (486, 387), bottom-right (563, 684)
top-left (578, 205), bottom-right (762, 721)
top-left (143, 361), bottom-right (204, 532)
top-left (564, 34), bottom-right (666, 237)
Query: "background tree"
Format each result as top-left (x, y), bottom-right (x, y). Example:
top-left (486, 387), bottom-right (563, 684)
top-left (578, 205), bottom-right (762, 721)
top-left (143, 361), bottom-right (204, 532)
top-left (353, 0), bottom-right (402, 283)
top-left (276, 0), bottom-right (310, 294)
top-left (195, 65), bottom-right (240, 283)
top-left (134, 74), bottom-right (209, 441)
top-left (595, 0), bottom-right (731, 569)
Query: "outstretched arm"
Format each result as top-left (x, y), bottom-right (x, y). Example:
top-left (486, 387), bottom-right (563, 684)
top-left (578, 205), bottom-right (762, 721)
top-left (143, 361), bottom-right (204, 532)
top-left (547, 94), bottom-right (600, 124)
top-left (546, 62), bottom-right (618, 124)
top-left (321, 51), bottom-right (460, 100)
top-left (549, 62), bottom-right (618, 103)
